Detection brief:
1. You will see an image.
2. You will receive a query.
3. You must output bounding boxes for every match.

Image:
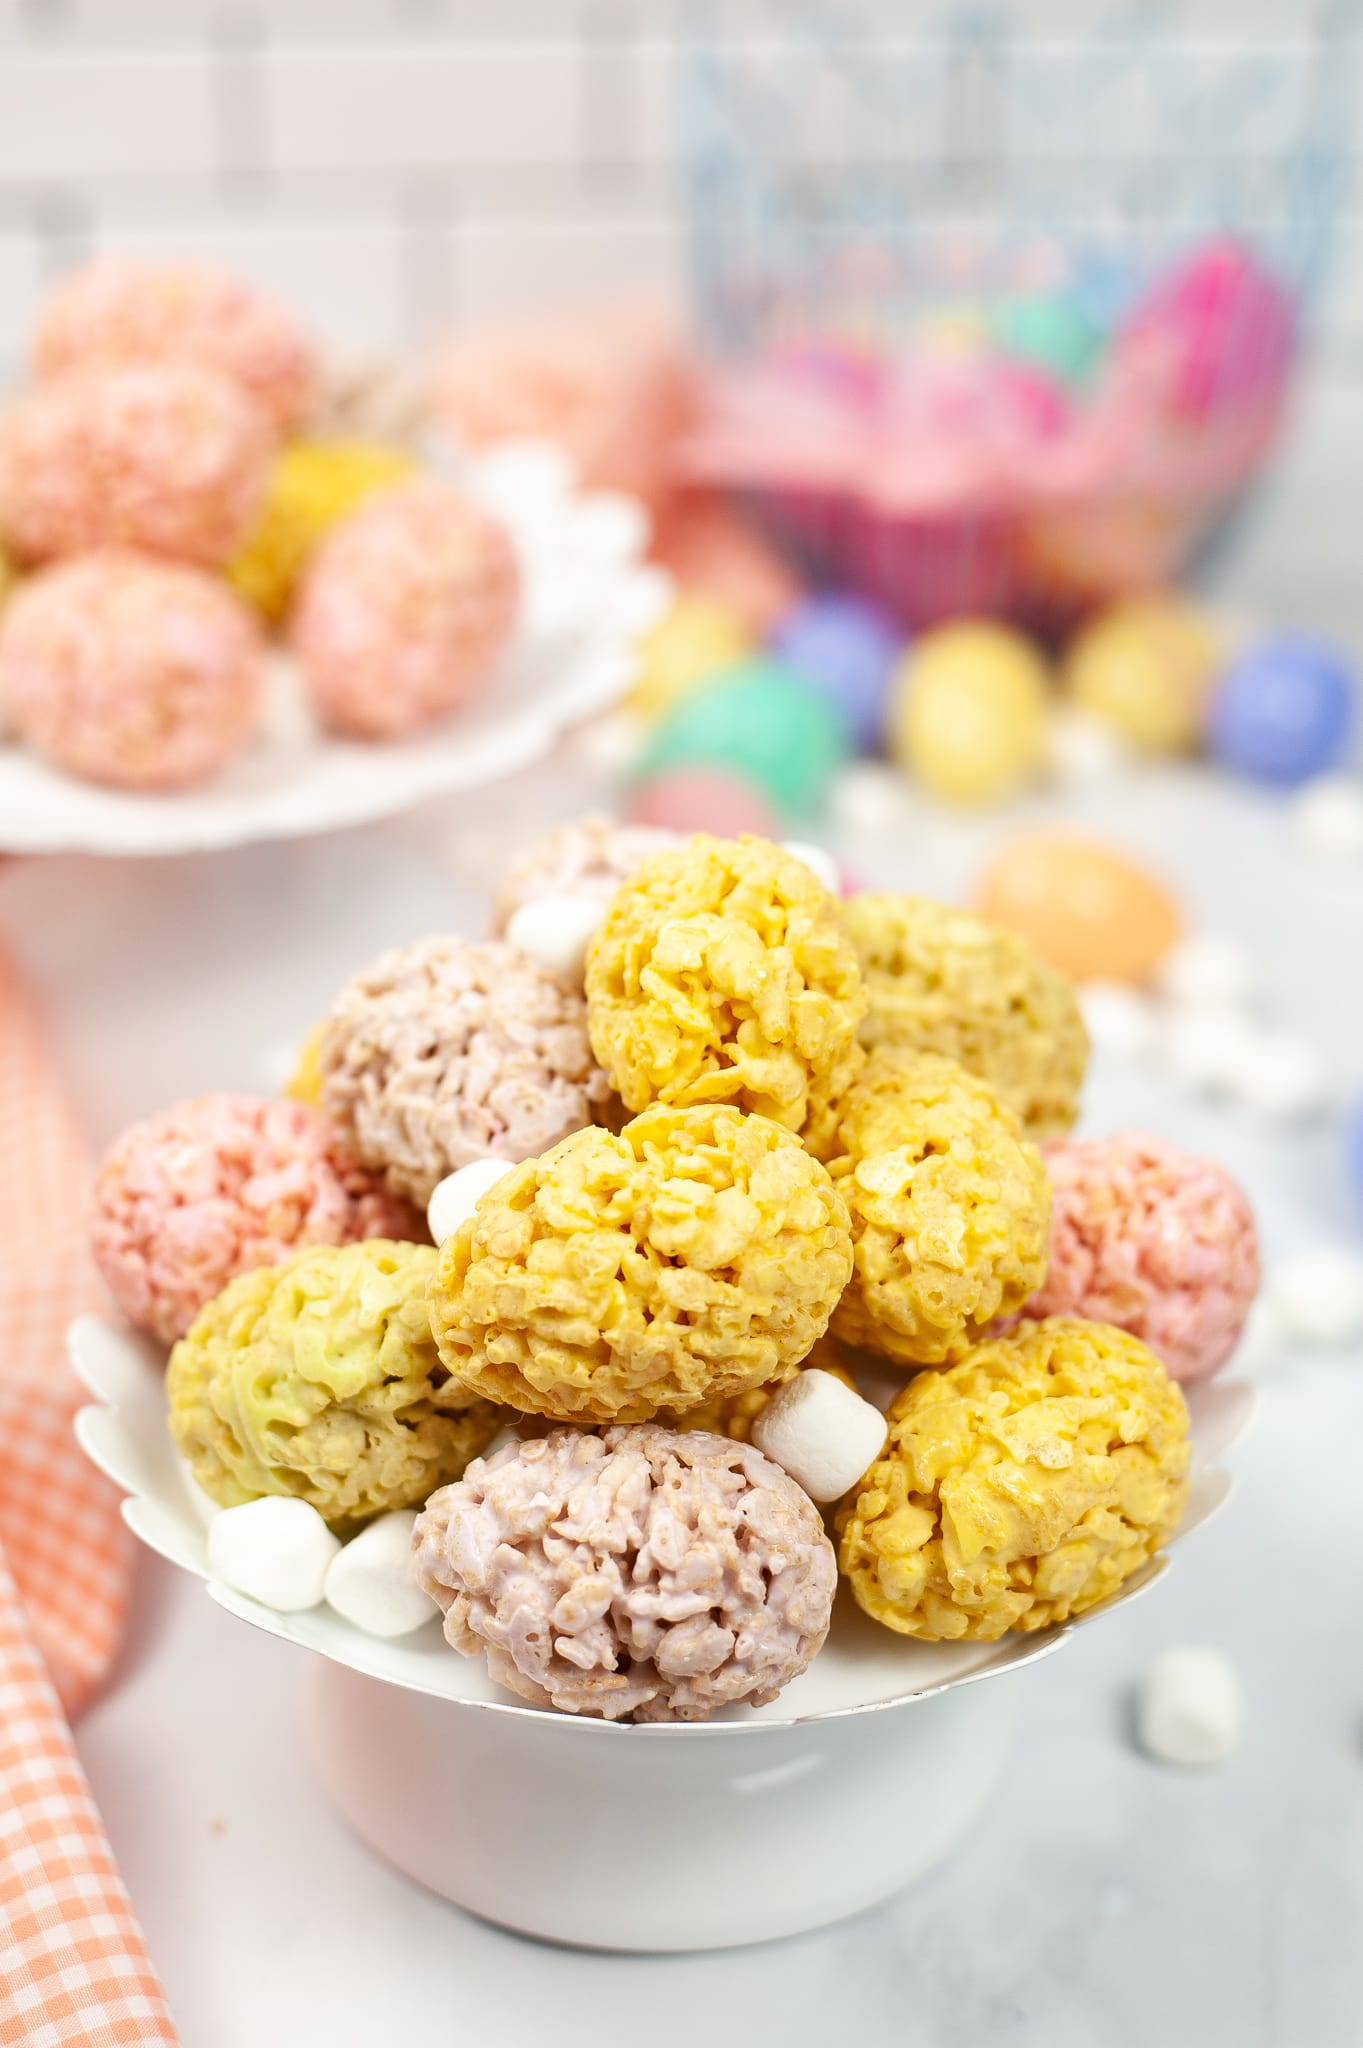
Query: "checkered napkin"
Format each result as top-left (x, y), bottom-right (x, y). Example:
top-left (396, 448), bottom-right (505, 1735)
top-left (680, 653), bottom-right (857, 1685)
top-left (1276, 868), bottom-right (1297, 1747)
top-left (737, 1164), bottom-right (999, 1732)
top-left (0, 942), bottom-right (178, 2045)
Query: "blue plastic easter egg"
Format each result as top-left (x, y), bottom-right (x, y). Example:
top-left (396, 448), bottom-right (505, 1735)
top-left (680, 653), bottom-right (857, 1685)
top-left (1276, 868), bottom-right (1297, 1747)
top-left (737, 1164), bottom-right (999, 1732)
top-left (1206, 638), bottom-right (1355, 787)
top-left (768, 594), bottom-right (903, 754)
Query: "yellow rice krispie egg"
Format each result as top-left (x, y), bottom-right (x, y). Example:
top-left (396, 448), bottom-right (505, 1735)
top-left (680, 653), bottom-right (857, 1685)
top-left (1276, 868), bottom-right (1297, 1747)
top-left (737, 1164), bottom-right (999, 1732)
top-left (167, 1239), bottom-right (501, 1526)
top-left (824, 1048), bottom-right (1051, 1365)
top-left (284, 1021), bottom-right (326, 1106)
top-left (428, 1103), bottom-right (853, 1424)
top-left (843, 892), bottom-right (1087, 1135)
top-left (836, 1316), bottom-right (1190, 1640)
top-left (585, 834), bottom-right (866, 1140)
top-left (659, 1332), bottom-right (858, 1441)
top-left (226, 438), bottom-right (414, 620)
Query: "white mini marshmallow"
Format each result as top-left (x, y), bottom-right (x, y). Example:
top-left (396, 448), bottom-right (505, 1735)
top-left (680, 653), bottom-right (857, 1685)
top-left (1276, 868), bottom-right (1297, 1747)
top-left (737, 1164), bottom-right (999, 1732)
top-left (1138, 1646), bottom-right (1242, 1766)
top-left (1157, 933), bottom-right (1255, 1010)
top-left (1078, 982), bottom-right (1158, 1063)
top-left (1228, 1030), bottom-right (1328, 1121)
top-left (1269, 1246), bottom-right (1363, 1345)
top-left (427, 1158), bottom-right (515, 1245)
top-left (751, 1369), bottom-right (889, 1503)
top-left (207, 1495), bottom-right (340, 1612)
top-left (780, 839), bottom-right (842, 894)
top-left (1046, 708), bottom-right (1127, 785)
top-left (1292, 775), bottom-right (1363, 860)
top-left (1159, 1006), bottom-right (1259, 1095)
top-left (323, 1509), bottom-right (436, 1638)
top-left (827, 760), bottom-right (912, 838)
top-left (505, 892), bottom-right (607, 987)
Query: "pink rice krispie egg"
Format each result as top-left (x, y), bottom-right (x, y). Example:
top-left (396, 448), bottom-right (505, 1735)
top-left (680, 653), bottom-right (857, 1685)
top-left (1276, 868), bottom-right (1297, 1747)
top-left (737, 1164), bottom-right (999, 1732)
top-left (92, 1092), bottom-right (422, 1345)
top-left (414, 1425), bottom-right (837, 1721)
top-left (1021, 1131), bottom-right (1260, 1382)
top-left (1, 364), bottom-right (273, 568)
top-left (290, 479), bottom-right (519, 739)
top-left (489, 813), bottom-right (686, 933)
top-left (0, 551), bottom-right (264, 790)
top-left (36, 259), bottom-right (318, 435)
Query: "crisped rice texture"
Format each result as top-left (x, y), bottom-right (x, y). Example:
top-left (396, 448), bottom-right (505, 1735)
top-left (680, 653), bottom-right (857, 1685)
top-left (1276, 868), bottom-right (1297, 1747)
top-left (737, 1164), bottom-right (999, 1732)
top-left (92, 1092), bottom-right (420, 1344)
top-left (1022, 1133), bottom-right (1260, 1383)
top-left (490, 813), bottom-right (685, 933)
top-left (0, 551), bottom-right (264, 791)
top-left (319, 935), bottom-right (613, 1208)
top-left (585, 834), bottom-right (866, 1137)
top-left (660, 1334), bottom-right (857, 1441)
top-left (826, 1048), bottom-right (1051, 1366)
top-left (35, 258), bottom-right (317, 434)
top-left (429, 1103), bottom-right (853, 1423)
top-left (2, 365), bottom-right (272, 569)
top-left (843, 892), bottom-right (1088, 1136)
top-left (167, 1241), bottom-right (500, 1526)
top-left (226, 438), bottom-right (414, 619)
top-left (836, 1316), bottom-right (1190, 1640)
top-left (414, 1425), bottom-right (837, 1720)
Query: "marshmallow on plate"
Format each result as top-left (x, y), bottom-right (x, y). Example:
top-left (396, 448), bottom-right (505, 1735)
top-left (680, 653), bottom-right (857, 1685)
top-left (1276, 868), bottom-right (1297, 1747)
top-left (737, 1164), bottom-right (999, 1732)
top-left (323, 1508), bottom-right (436, 1638)
top-left (751, 1369), bottom-right (889, 1503)
top-left (1138, 1646), bottom-right (1242, 1766)
top-left (207, 1495), bottom-right (340, 1612)
top-left (427, 1158), bottom-right (514, 1245)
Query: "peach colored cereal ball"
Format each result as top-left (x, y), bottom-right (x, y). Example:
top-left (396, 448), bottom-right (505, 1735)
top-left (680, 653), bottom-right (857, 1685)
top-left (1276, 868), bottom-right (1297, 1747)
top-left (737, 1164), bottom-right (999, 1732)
top-left (975, 831), bottom-right (1182, 985)
top-left (290, 480), bottom-right (520, 739)
top-left (0, 551), bottom-right (264, 790)
top-left (1, 364), bottom-right (273, 569)
top-left (36, 259), bottom-right (318, 435)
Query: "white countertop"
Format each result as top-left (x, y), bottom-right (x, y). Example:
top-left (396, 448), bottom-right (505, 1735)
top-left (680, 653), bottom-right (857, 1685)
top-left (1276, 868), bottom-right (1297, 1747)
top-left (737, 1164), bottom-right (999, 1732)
top-left (4, 742), bottom-right (1363, 2048)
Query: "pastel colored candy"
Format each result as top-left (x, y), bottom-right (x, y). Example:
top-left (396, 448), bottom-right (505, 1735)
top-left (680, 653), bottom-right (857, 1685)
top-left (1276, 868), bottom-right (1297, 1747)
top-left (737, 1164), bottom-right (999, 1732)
top-left (768, 593), bottom-right (902, 753)
top-left (1205, 637), bottom-right (1354, 786)
top-left (991, 292), bottom-right (1103, 387)
top-left (889, 620), bottom-right (1049, 804)
top-left (635, 657), bottom-right (852, 816)
top-left (976, 831), bottom-right (1182, 984)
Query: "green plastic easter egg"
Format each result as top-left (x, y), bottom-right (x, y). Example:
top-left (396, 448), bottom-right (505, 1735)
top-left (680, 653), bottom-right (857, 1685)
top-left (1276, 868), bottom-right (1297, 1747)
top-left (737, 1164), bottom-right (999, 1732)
top-left (992, 294), bottom-right (1103, 387)
top-left (635, 657), bottom-right (853, 817)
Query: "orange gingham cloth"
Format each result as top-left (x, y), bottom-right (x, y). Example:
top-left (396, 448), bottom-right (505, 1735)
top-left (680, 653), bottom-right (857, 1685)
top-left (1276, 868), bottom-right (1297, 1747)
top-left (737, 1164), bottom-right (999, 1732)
top-left (0, 941), bottom-right (179, 2045)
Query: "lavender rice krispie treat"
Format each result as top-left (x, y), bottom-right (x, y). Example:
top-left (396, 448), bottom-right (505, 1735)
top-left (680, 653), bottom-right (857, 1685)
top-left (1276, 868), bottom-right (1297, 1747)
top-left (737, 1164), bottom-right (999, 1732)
top-left (318, 935), bottom-right (614, 1207)
top-left (413, 1425), bottom-right (837, 1721)
top-left (489, 813), bottom-right (685, 934)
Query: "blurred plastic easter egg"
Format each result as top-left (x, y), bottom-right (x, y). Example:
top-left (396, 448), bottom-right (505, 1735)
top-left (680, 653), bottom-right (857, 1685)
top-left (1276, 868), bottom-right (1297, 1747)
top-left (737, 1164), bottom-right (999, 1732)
top-left (627, 764), bottom-right (779, 838)
top-left (1206, 636), bottom-right (1354, 786)
top-left (977, 831), bottom-right (1182, 984)
top-left (992, 292), bottom-right (1103, 387)
top-left (889, 620), bottom-right (1049, 804)
top-left (629, 591), bottom-right (751, 720)
top-left (636, 656), bottom-right (852, 817)
top-left (1063, 596), bottom-right (1223, 753)
top-left (768, 592), bottom-right (902, 753)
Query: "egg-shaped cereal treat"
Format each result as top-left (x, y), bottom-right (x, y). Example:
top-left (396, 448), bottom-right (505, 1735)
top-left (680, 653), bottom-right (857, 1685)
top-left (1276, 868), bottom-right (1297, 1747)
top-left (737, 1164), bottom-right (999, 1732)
top-left (585, 833), bottom-right (866, 1139)
top-left (825, 1048), bottom-right (1051, 1366)
top-left (290, 479), bottom-right (519, 739)
top-left (226, 437), bottom-right (415, 620)
top-left (0, 551), bottom-right (264, 790)
top-left (1020, 1133), bottom-right (1259, 1382)
top-left (318, 935), bottom-right (612, 1209)
top-left (490, 813), bottom-right (686, 933)
top-left (429, 1103), bottom-right (853, 1424)
top-left (843, 892), bottom-right (1088, 1136)
top-left (414, 1425), bottom-right (837, 1721)
top-left (1, 365), bottom-right (272, 568)
top-left (167, 1240), bottom-right (501, 1525)
top-left (36, 259), bottom-right (318, 434)
top-left (836, 1316), bottom-right (1190, 1640)
top-left (93, 1092), bottom-right (421, 1345)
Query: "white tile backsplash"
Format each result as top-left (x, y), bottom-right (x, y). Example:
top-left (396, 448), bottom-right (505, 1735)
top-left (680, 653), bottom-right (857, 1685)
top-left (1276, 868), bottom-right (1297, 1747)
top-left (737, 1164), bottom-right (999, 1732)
top-left (0, 51), bottom-right (218, 176)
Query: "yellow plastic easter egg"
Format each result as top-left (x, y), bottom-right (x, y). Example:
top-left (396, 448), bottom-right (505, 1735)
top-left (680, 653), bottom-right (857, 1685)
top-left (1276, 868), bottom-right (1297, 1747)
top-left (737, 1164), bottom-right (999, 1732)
top-left (1063, 597), bottom-right (1223, 752)
top-left (889, 620), bottom-right (1050, 803)
top-left (629, 591), bottom-right (752, 719)
top-left (976, 831), bottom-right (1182, 985)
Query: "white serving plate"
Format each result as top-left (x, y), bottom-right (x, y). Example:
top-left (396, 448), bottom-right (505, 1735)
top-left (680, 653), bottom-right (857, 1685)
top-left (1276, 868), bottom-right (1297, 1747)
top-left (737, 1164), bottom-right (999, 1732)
top-left (71, 1311), bottom-right (1253, 1948)
top-left (0, 442), bottom-right (668, 857)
